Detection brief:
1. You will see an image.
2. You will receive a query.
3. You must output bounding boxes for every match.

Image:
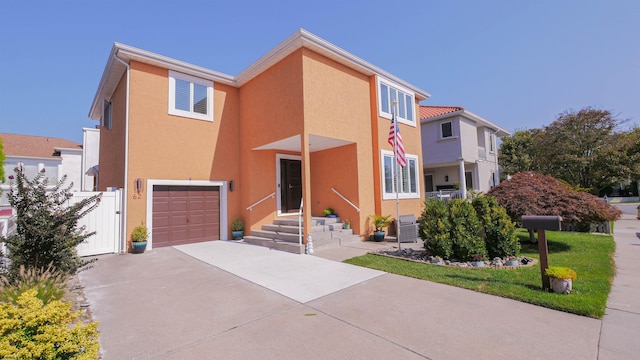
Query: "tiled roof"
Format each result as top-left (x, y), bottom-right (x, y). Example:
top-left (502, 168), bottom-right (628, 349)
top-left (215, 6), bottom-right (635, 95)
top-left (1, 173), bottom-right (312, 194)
top-left (0, 133), bottom-right (81, 158)
top-left (419, 105), bottom-right (464, 119)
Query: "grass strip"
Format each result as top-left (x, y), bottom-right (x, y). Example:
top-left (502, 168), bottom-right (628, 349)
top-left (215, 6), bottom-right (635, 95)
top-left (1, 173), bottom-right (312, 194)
top-left (344, 230), bottom-right (615, 318)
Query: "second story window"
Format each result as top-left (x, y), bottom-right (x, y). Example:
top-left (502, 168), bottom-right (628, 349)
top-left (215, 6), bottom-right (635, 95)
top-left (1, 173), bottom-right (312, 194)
top-left (102, 100), bottom-right (112, 130)
top-left (489, 133), bottom-right (495, 152)
top-left (378, 78), bottom-right (415, 125)
top-left (441, 121), bottom-right (453, 139)
top-left (168, 70), bottom-right (213, 121)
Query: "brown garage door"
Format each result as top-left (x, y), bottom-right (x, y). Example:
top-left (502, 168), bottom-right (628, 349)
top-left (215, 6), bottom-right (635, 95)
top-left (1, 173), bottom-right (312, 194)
top-left (152, 185), bottom-right (220, 247)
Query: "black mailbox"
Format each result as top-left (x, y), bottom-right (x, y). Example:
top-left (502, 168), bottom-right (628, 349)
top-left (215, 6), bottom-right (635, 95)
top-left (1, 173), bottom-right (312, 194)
top-left (521, 215), bottom-right (562, 231)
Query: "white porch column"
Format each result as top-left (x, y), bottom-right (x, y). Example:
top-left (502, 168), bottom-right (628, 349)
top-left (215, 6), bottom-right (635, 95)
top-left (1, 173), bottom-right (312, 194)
top-left (458, 158), bottom-right (467, 199)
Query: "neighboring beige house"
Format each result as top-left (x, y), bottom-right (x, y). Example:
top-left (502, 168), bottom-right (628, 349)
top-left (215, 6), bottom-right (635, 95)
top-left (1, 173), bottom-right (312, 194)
top-left (0, 133), bottom-right (83, 207)
top-left (419, 106), bottom-right (510, 199)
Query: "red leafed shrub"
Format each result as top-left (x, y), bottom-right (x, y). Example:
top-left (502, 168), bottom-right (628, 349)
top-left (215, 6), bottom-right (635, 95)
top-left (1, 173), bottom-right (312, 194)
top-left (487, 172), bottom-right (622, 224)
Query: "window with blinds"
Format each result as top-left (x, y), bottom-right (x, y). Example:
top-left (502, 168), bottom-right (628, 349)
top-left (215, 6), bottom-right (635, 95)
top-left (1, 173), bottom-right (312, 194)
top-left (168, 70), bottom-right (213, 121)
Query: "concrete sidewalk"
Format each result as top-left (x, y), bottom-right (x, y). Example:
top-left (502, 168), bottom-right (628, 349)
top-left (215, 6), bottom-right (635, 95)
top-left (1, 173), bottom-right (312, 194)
top-left (80, 240), bottom-right (605, 359)
top-left (599, 213), bottom-right (640, 359)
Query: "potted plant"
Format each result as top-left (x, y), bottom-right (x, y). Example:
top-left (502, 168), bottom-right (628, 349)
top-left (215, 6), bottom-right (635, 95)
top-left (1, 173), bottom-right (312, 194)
top-left (545, 266), bottom-right (576, 294)
top-left (471, 254), bottom-right (485, 267)
top-left (131, 224), bottom-right (148, 254)
top-left (430, 256), bottom-right (443, 265)
top-left (505, 256), bottom-right (519, 267)
top-left (343, 219), bottom-right (351, 230)
top-left (323, 208), bottom-right (337, 218)
top-left (370, 215), bottom-right (391, 242)
top-left (231, 219), bottom-right (244, 240)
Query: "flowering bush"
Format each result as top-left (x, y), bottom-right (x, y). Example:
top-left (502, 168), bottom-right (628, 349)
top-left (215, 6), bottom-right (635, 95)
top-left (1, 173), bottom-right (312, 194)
top-left (0, 288), bottom-right (100, 359)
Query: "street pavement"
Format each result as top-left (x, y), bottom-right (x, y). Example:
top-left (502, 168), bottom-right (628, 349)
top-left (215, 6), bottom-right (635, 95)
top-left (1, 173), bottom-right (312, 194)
top-left (78, 215), bottom-right (640, 359)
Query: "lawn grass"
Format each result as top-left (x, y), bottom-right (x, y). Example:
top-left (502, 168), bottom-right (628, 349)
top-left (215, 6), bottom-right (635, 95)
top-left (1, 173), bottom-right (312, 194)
top-left (345, 229), bottom-right (615, 318)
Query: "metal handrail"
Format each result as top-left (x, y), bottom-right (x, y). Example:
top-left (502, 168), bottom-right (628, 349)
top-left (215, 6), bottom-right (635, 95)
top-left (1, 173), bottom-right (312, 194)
top-left (331, 188), bottom-right (360, 212)
top-left (246, 192), bottom-right (276, 211)
top-left (298, 198), bottom-right (303, 246)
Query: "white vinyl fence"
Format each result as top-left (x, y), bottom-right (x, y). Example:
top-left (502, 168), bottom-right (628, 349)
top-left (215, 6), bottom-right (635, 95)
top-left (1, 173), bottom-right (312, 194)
top-left (1, 189), bottom-right (122, 263)
top-left (73, 190), bottom-right (123, 257)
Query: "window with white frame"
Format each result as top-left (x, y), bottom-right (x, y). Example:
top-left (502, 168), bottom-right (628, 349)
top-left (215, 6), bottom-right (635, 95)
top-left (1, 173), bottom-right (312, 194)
top-left (381, 150), bottom-right (420, 199)
top-left (102, 100), bottom-right (112, 130)
top-left (441, 121), bottom-right (453, 139)
top-left (378, 78), bottom-right (415, 125)
top-left (489, 132), bottom-right (495, 152)
top-left (168, 70), bottom-right (214, 121)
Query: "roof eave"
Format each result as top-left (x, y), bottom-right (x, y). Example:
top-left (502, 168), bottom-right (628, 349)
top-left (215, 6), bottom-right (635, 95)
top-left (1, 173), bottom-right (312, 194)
top-left (236, 29), bottom-right (431, 100)
top-left (420, 109), bottom-right (465, 124)
top-left (88, 43), bottom-right (236, 120)
top-left (459, 110), bottom-right (511, 136)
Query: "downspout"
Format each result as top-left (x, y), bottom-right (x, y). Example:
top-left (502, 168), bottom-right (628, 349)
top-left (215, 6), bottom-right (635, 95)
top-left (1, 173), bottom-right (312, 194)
top-left (113, 53), bottom-right (130, 254)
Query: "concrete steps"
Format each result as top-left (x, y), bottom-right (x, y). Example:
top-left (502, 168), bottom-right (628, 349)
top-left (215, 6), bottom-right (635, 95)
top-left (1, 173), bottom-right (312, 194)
top-left (242, 216), bottom-right (361, 254)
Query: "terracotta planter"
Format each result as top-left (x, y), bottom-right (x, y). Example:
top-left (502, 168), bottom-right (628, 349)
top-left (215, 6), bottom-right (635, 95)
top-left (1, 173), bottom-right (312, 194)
top-left (551, 277), bottom-right (573, 294)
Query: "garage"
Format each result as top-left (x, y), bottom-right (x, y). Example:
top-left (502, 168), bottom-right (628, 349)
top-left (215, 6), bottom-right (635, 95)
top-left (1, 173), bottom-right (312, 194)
top-left (152, 185), bottom-right (220, 247)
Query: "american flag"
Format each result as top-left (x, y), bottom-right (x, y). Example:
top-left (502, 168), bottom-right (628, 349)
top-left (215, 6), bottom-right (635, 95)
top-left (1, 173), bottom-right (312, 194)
top-left (388, 114), bottom-right (406, 167)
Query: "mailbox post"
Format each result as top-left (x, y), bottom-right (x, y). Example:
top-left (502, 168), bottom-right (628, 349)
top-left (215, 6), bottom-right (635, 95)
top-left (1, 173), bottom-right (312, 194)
top-left (521, 215), bottom-right (562, 291)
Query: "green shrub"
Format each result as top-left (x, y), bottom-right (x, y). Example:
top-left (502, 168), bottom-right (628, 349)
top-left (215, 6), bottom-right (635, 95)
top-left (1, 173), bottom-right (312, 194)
top-left (448, 199), bottom-right (486, 261)
top-left (131, 224), bottom-right (148, 242)
top-left (472, 195), bottom-right (520, 258)
top-left (1, 264), bottom-right (67, 305)
top-left (3, 167), bottom-right (101, 277)
top-left (0, 288), bottom-right (100, 359)
top-left (231, 219), bottom-right (244, 232)
top-left (419, 198), bottom-right (452, 258)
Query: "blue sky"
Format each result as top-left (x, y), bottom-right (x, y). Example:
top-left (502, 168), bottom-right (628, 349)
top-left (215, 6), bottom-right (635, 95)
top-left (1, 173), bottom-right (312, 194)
top-left (1, 0), bottom-right (638, 143)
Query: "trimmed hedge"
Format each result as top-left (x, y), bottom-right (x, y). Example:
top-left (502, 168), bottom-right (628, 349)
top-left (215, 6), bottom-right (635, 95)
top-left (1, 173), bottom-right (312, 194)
top-left (420, 195), bottom-right (519, 261)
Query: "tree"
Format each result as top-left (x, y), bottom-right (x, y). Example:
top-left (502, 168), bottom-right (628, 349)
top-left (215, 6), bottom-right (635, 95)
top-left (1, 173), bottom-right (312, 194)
top-left (616, 127), bottom-right (640, 195)
top-left (0, 138), bottom-right (5, 183)
top-left (2, 167), bottom-right (101, 277)
top-left (498, 129), bottom-right (538, 179)
top-left (538, 108), bottom-right (624, 192)
top-left (487, 172), bottom-right (622, 226)
top-left (498, 107), bottom-right (634, 195)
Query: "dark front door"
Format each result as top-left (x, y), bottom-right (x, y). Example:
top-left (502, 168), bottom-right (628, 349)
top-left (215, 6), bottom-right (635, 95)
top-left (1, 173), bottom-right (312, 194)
top-left (424, 174), bottom-right (434, 192)
top-left (280, 159), bottom-right (302, 213)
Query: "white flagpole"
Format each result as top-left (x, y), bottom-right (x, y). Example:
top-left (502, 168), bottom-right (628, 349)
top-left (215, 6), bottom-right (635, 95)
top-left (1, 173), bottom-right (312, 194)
top-left (392, 100), bottom-right (401, 252)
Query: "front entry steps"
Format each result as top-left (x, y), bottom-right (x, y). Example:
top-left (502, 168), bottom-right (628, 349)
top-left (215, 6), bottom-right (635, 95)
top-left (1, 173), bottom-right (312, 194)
top-left (242, 217), bottom-right (361, 254)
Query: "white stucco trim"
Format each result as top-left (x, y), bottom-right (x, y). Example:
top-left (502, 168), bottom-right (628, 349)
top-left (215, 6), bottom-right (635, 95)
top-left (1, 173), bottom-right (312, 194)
top-left (145, 179), bottom-right (229, 249)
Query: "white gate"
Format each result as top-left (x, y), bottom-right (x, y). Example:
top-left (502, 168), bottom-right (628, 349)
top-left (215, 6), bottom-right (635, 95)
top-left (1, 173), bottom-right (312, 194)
top-left (73, 190), bottom-right (123, 256)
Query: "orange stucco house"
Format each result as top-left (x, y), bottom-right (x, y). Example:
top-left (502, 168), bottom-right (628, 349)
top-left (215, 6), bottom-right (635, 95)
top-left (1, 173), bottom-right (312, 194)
top-left (88, 29), bottom-right (430, 253)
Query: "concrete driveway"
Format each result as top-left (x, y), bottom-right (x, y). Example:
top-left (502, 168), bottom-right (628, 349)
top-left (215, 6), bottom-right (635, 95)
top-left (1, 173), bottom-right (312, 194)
top-left (79, 241), bottom-right (604, 359)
